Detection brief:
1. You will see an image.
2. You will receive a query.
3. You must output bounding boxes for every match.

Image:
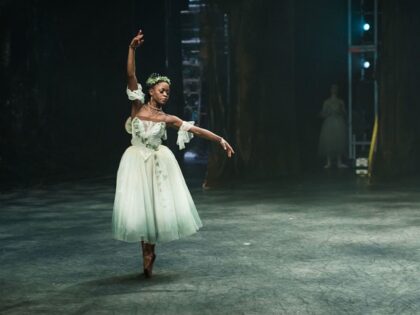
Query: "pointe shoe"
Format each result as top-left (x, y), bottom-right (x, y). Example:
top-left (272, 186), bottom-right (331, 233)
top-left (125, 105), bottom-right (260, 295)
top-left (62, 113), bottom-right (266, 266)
top-left (142, 243), bottom-right (156, 278)
top-left (324, 164), bottom-right (332, 169)
top-left (337, 163), bottom-right (348, 169)
top-left (141, 241), bottom-right (150, 275)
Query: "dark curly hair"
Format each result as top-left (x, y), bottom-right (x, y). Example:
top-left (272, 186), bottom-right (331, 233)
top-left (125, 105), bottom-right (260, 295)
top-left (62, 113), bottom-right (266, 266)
top-left (145, 73), bottom-right (171, 89)
top-left (144, 73), bottom-right (171, 103)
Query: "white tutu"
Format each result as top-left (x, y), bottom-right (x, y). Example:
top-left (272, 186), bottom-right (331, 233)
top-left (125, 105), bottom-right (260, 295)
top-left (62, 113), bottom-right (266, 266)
top-left (112, 117), bottom-right (202, 243)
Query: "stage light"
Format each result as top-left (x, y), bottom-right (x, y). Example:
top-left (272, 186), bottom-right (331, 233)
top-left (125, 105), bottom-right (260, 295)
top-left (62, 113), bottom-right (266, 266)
top-left (363, 61), bottom-right (371, 69)
top-left (363, 23), bottom-right (370, 31)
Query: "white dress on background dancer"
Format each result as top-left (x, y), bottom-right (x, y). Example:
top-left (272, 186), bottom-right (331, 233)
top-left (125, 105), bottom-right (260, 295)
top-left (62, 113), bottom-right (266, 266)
top-left (318, 98), bottom-right (347, 157)
top-left (112, 85), bottom-right (202, 243)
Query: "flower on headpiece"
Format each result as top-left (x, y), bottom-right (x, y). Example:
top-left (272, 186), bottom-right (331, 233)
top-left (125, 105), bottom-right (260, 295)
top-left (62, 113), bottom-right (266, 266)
top-left (146, 73), bottom-right (171, 87)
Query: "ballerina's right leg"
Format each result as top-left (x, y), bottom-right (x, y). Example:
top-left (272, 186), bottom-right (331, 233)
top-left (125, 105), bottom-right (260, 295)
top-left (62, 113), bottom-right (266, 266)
top-left (141, 241), bottom-right (156, 278)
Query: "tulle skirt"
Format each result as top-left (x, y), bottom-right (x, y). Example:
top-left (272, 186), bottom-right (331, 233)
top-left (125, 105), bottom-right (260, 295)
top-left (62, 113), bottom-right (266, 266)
top-left (112, 144), bottom-right (202, 243)
top-left (318, 115), bottom-right (347, 157)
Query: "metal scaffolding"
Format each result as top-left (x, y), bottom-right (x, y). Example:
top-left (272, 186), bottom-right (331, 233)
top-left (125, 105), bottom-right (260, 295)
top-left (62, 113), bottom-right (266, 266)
top-left (347, 0), bottom-right (380, 161)
top-left (180, 0), bottom-right (204, 125)
top-left (180, 0), bottom-right (230, 126)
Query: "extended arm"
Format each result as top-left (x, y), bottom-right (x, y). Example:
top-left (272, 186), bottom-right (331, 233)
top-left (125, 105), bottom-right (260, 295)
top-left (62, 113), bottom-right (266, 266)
top-left (166, 115), bottom-right (235, 158)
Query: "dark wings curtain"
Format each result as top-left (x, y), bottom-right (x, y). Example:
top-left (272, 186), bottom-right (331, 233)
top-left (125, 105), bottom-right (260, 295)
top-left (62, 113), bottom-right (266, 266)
top-left (201, 0), bottom-right (300, 186)
top-left (374, 0), bottom-right (420, 178)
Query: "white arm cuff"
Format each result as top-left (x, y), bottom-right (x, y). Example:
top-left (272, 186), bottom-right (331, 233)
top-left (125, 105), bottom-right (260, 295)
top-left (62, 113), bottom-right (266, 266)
top-left (124, 117), bottom-right (132, 134)
top-left (177, 121), bottom-right (195, 150)
top-left (126, 83), bottom-right (145, 103)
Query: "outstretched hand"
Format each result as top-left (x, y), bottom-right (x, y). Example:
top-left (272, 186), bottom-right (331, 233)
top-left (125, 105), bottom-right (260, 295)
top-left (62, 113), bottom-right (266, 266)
top-left (130, 30), bottom-right (144, 49)
top-left (220, 138), bottom-right (235, 158)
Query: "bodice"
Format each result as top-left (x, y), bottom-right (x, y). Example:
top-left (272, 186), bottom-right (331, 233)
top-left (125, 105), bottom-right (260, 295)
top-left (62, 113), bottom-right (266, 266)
top-left (124, 85), bottom-right (195, 157)
top-left (125, 117), bottom-right (167, 150)
top-left (322, 98), bottom-right (345, 117)
top-left (124, 117), bottom-right (195, 158)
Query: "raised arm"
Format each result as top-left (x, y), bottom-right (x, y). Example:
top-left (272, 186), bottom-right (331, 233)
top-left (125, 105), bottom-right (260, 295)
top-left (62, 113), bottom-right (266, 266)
top-left (166, 115), bottom-right (235, 158)
top-left (127, 30), bottom-right (144, 89)
top-left (127, 31), bottom-right (144, 116)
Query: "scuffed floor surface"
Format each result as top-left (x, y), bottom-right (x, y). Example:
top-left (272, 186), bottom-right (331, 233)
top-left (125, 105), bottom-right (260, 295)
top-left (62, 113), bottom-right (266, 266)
top-left (1, 174), bottom-right (420, 315)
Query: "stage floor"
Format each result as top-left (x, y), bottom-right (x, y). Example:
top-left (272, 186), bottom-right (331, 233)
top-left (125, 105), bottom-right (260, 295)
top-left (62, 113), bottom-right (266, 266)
top-left (1, 173), bottom-right (420, 314)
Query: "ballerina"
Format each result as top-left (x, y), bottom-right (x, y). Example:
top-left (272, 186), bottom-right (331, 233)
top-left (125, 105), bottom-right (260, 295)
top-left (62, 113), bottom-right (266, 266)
top-left (112, 30), bottom-right (234, 278)
top-left (318, 84), bottom-right (348, 169)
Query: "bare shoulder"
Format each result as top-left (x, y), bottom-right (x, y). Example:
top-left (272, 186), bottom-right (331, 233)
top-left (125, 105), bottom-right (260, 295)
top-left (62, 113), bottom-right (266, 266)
top-left (164, 114), bottom-right (183, 128)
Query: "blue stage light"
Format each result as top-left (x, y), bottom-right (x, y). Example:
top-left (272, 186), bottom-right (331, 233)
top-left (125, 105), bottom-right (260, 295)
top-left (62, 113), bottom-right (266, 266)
top-left (363, 23), bottom-right (370, 31)
top-left (363, 61), bottom-right (371, 69)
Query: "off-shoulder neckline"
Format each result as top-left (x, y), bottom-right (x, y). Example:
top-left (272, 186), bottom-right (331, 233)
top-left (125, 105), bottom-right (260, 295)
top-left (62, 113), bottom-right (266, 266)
top-left (132, 116), bottom-right (166, 124)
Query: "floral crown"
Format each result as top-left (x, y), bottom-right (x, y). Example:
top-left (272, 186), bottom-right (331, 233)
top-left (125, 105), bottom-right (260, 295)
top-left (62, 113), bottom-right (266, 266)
top-left (146, 73), bottom-right (171, 87)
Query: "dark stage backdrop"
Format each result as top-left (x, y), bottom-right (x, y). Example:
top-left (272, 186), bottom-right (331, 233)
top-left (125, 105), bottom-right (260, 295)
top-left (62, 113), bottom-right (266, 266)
top-left (201, 0), bottom-right (420, 185)
top-left (1, 0), bottom-right (419, 188)
top-left (0, 0), bottom-right (186, 188)
top-left (374, 0), bottom-right (420, 178)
